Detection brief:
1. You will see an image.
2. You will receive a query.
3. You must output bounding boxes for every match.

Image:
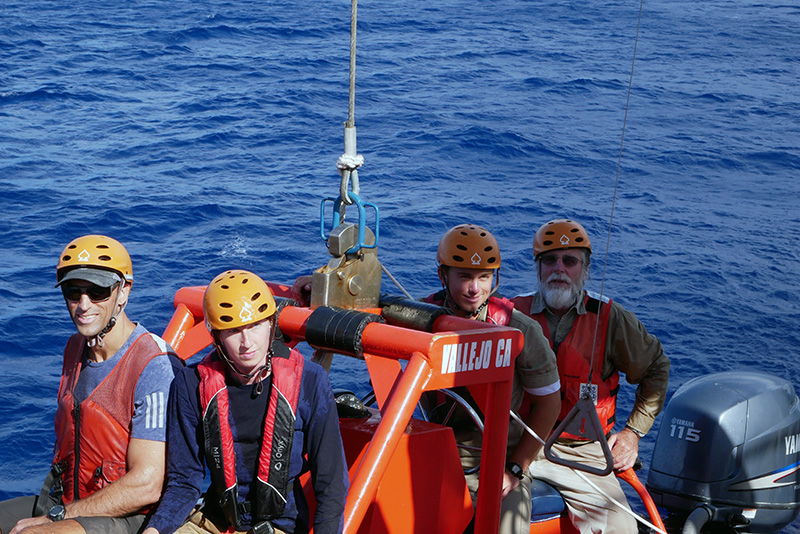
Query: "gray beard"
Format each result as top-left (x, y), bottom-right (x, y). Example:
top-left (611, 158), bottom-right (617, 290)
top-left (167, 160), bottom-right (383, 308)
top-left (539, 276), bottom-right (583, 311)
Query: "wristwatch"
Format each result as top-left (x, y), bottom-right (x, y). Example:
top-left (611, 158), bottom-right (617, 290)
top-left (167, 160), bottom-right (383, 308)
top-left (625, 424), bottom-right (646, 439)
top-left (47, 504), bottom-right (66, 522)
top-left (506, 462), bottom-right (524, 480)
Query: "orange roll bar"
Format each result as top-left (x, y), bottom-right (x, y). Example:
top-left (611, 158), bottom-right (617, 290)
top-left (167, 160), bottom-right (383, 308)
top-left (616, 468), bottom-right (666, 533)
top-left (162, 302), bottom-right (195, 354)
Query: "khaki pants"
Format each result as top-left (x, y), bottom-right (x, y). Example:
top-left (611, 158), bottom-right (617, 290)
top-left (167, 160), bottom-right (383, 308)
top-left (527, 441), bottom-right (638, 534)
top-left (175, 508), bottom-right (287, 534)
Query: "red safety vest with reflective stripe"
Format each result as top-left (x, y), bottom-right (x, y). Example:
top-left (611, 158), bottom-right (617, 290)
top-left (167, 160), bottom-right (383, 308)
top-left (198, 348), bottom-right (304, 531)
top-left (53, 332), bottom-right (170, 505)
top-left (513, 292), bottom-right (619, 439)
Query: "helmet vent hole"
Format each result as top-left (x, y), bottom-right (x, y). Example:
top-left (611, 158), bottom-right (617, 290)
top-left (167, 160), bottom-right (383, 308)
top-left (220, 316), bottom-right (233, 323)
top-left (575, 237), bottom-right (585, 243)
top-left (542, 240), bottom-right (554, 247)
top-left (97, 255), bottom-right (112, 262)
top-left (62, 255), bottom-right (72, 262)
top-left (452, 255), bottom-right (465, 263)
top-left (252, 292), bottom-right (261, 301)
top-left (220, 284), bottom-right (230, 290)
top-left (484, 246), bottom-right (494, 252)
top-left (456, 244), bottom-right (468, 251)
top-left (220, 303), bottom-right (233, 309)
top-left (488, 257), bottom-right (497, 264)
top-left (241, 278), bottom-right (249, 284)
top-left (96, 244), bottom-right (109, 250)
top-left (258, 304), bottom-right (270, 313)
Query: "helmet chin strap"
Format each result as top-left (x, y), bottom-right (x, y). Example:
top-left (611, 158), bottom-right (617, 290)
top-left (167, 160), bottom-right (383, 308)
top-left (215, 320), bottom-right (276, 395)
top-left (86, 284), bottom-right (125, 348)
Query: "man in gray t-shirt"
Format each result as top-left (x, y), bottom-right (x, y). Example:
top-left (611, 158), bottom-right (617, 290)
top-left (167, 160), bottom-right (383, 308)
top-left (0, 235), bottom-right (178, 534)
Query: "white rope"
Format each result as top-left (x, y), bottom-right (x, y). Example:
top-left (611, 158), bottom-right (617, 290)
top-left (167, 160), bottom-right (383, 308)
top-left (337, 153), bottom-right (364, 175)
top-left (338, 0), bottom-right (362, 204)
top-left (508, 411), bottom-right (667, 534)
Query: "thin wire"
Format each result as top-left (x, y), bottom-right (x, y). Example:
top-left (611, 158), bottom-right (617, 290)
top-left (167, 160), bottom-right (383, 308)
top-left (381, 263), bottom-right (413, 299)
top-left (587, 0), bottom-right (645, 385)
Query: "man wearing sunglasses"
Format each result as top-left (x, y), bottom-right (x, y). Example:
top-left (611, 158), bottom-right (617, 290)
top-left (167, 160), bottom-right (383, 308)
top-left (0, 235), bottom-right (178, 534)
top-left (512, 219), bottom-right (670, 534)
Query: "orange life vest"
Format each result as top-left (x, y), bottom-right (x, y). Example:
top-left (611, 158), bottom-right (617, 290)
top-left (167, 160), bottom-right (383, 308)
top-left (197, 348), bottom-right (304, 531)
top-left (513, 292), bottom-right (619, 438)
top-left (52, 332), bottom-right (172, 505)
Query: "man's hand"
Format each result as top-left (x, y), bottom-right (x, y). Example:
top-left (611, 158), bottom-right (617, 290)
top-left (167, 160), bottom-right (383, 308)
top-left (9, 515), bottom-right (50, 534)
top-left (607, 427), bottom-right (640, 471)
top-left (501, 470), bottom-right (521, 499)
top-left (291, 275), bottom-right (313, 307)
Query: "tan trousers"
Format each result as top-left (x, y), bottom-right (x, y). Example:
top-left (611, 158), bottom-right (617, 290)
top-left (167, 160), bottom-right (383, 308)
top-left (527, 441), bottom-right (638, 534)
top-left (464, 471), bottom-right (534, 534)
top-left (174, 508), bottom-right (287, 534)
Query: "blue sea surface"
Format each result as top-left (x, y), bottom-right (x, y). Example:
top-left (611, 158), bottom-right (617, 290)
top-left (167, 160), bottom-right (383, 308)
top-left (1, 0), bottom-right (799, 530)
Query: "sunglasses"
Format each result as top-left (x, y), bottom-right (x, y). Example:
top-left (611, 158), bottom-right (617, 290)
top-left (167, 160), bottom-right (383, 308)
top-left (61, 283), bottom-right (119, 303)
top-left (539, 254), bottom-right (582, 268)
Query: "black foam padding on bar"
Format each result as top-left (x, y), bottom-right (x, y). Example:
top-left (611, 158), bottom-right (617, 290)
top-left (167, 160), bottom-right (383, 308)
top-left (305, 306), bottom-right (385, 358)
top-left (379, 295), bottom-right (446, 332)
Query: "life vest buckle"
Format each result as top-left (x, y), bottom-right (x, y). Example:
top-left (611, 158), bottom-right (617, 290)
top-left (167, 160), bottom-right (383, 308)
top-left (249, 520), bottom-right (274, 534)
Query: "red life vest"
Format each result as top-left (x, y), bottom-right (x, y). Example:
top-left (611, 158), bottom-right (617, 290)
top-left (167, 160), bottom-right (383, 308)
top-left (197, 348), bottom-right (304, 531)
top-left (52, 332), bottom-right (173, 505)
top-left (423, 290), bottom-right (515, 326)
top-left (513, 292), bottom-right (619, 439)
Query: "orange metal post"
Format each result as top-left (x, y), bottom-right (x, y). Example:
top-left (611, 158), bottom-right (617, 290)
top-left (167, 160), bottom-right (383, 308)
top-left (343, 351), bottom-right (432, 534)
top-left (472, 378), bottom-right (512, 534)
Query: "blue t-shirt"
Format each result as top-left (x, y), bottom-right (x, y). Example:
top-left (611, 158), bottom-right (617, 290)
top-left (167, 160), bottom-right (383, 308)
top-left (73, 323), bottom-right (176, 442)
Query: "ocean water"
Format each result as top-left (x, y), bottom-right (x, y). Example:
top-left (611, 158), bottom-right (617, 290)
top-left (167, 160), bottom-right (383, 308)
top-left (1, 0), bottom-right (798, 530)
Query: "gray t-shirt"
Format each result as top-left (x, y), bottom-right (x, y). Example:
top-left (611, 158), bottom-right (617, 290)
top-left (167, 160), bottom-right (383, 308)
top-left (73, 323), bottom-right (176, 441)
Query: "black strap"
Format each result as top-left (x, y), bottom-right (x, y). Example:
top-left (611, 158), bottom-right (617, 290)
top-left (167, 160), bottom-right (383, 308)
top-left (34, 461), bottom-right (66, 515)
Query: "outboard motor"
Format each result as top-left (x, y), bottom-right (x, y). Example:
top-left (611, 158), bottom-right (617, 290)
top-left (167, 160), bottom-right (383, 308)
top-left (647, 371), bottom-right (800, 533)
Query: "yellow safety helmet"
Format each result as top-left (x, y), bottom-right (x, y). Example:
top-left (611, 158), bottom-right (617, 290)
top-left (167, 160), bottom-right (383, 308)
top-left (56, 235), bottom-right (133, 287)
top-left (437, 224), bottom-right (501, 270)
top-left (204, 270), bottom-right (277, 331)
top-left (533, 219), bottom-right (592, 258)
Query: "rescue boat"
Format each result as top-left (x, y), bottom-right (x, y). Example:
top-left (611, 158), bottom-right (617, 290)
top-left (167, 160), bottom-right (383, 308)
top-left (158, 195), bottom-right (800, 533)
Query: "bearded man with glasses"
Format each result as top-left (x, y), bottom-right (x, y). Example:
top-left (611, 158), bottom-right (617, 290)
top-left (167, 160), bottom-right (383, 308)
top-left (0, 235), bottom-right (179, 534)
top-left (512, 219), bottom-right (670, 534)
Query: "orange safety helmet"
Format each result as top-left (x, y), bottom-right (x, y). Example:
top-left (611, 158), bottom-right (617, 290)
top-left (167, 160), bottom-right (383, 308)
top-left (204, 270), bottom-right (277, 331)
top-left (533, 219), bottom-right (592, 258)
top-left (437, 224), bottom-right (501, 270)
top-left (56, 235), bottom-right (133, 286)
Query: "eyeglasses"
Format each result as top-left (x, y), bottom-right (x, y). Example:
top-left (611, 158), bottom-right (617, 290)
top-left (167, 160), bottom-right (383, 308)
top-left (539, 254), bottom-right (583, 268)
top-left (61, 283), bottom-right (119, 303)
